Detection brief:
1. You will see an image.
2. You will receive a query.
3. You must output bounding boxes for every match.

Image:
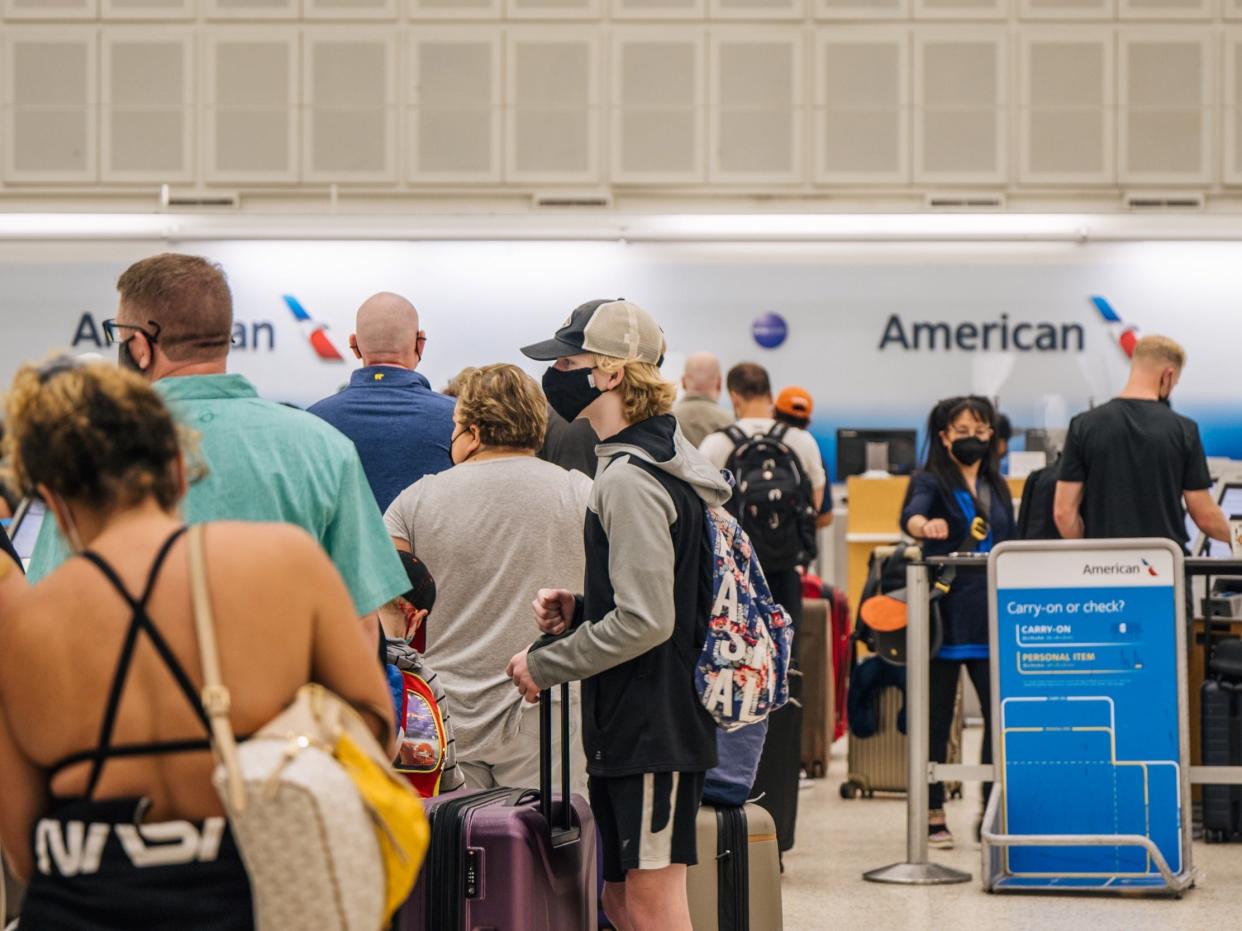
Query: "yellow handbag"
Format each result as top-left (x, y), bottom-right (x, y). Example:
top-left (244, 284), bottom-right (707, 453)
top-left (336, 730), bottom-right (428, 917)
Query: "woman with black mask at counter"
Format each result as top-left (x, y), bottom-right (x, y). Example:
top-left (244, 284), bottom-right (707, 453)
top-left (901, 395), bottom-right (1014, 849)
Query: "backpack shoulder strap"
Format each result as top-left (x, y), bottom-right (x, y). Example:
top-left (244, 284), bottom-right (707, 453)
top-left (767, 422), bottom-right (790, 443)
top-left (723, 425), bottom-right (749, 449)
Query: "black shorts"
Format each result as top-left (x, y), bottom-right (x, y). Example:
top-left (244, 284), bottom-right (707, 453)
top-left (589, 771), bottom-right (705, 884)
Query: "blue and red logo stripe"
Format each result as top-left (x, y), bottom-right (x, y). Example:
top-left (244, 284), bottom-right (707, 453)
top-left (1090, 296), bottom-right (1140, 359)
top-left (283, 295), bottom-right (345, 362)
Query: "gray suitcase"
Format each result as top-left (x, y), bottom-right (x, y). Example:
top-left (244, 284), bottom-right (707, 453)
top-left (686, 803), bottom-right (782, 931)
top-left (840, 682), bottom-right (962, 799)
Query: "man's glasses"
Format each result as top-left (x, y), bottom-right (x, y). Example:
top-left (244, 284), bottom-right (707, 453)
top-left (101, 319), bottom-right (161, 346)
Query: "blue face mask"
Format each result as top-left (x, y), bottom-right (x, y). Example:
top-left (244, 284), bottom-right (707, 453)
top-left (542, 366), bottom-right (602, 423)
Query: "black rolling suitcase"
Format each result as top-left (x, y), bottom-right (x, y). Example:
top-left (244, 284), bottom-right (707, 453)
top-left (749, 567), bottom-right (803, 856)
top-left (749, 662), bottom-right (803, 855)
top-left (1201, 635), bottom-right (1242, 842)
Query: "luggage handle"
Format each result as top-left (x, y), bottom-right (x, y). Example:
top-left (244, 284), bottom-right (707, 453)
top-left (529, 632), bottom-right (581, 849)
top-left (539, 681), bottom-right (580, 849)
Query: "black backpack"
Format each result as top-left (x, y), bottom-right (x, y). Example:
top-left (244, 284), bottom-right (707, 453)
top-left (1017, 457), bottom-right (1061, 540)
top-left (721, 423), bottom-right (818, 572)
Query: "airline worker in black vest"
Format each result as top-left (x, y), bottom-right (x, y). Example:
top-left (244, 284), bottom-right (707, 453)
top-left (900, 395), bottom-right (1014, 850)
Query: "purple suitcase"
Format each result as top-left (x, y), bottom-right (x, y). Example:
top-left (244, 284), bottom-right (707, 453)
top-left (401, 682), bottom-right (596, 931)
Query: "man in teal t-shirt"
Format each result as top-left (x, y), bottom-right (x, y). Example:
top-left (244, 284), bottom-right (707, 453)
top-left (28, 254), bottom-right (407, 628)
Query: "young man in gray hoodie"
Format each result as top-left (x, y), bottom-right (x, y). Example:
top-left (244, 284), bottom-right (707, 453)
top-left (506, 299), bottom-right (730, 931)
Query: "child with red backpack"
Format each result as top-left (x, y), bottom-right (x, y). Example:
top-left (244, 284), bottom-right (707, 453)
top-left (382, 550), bottom-right (464, 797)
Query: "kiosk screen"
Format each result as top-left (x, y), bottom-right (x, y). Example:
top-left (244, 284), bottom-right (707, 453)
top-left (1203, 483), bottom-right (1242, 558)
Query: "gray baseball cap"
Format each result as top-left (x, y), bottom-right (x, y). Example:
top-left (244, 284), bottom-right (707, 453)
top-left (521, 298), bottom-right (665, 366)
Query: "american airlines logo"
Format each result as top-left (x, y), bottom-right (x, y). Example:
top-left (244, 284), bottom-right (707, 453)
top-left (874, 294), bottom-right (1142, 355)
top-left (1082, 559), bottom-right (1158, 577)
top-left (283, 295), bottom-right (345, 362)
top-left (1090, 296), bottom-right (1141, 359)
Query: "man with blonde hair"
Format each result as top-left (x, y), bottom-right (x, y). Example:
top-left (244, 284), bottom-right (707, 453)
top-left (1055, 334), bottom-right (1229, 546)
top-left (508, 299), bottom-right (730, 931)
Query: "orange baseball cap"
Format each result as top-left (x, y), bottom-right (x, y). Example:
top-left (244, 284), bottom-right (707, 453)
top-left (775, 386), bottom-right (813, 419)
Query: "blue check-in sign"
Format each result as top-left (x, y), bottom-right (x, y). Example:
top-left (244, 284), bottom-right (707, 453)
top-left (984, 540), bottom-right (1196, 895)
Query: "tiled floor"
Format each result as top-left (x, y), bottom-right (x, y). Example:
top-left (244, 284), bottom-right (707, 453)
top-left (781, 727), bottom-right (1242, 931)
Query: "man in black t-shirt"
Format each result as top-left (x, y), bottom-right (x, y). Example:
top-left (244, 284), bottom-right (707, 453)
top-left (1054, 335), bottom-right (1229, 550)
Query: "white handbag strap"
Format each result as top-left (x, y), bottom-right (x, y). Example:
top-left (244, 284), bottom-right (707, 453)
top-left (187, 524), bottom-right (248, 812)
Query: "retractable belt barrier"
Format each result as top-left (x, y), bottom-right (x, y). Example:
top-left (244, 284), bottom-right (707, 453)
top-left (863, 556), bottom-right (976, 887)
top-left (863, 545), bottom-right (1242, 896)
top-left (1180, 556), bottom-right (1242, 791)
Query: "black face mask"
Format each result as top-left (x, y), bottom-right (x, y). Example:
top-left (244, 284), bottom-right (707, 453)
top-left (542, 366), bottom-right (602, 423)
top-left (449, 428), bottom-right (477, 465)
top-left (117, 338), bottom-right (146, 373)
top-left (950, 436), bottom-right (989, 467)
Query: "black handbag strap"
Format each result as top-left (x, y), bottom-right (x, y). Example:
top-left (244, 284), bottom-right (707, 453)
top-left (933, 478), bottom-right (993, 597)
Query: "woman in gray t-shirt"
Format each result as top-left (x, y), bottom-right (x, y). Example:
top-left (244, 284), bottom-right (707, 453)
top-left (384, 363), bottom-right (590, 792)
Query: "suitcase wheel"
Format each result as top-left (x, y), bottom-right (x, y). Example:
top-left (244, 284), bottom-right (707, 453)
top-left (839, 781), bottom-right (862, 800)
top-left (950, 786), bottom-right (963, 800)
top-left (808, 761), bottom-right (826, 779)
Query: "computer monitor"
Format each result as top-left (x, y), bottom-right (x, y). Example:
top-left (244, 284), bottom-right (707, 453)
top-left (836, 429), bottom-right (918, 480)
top-left (9, 498), bottom-right (45, 571)
top-left (1024, 429), bottom-right (1067, 460)
top-left (1201, 482), bottom-right (1242, 558)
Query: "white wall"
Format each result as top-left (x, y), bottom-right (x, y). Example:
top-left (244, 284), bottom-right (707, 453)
top-left (1, 4), bottom-right (1241, 206)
